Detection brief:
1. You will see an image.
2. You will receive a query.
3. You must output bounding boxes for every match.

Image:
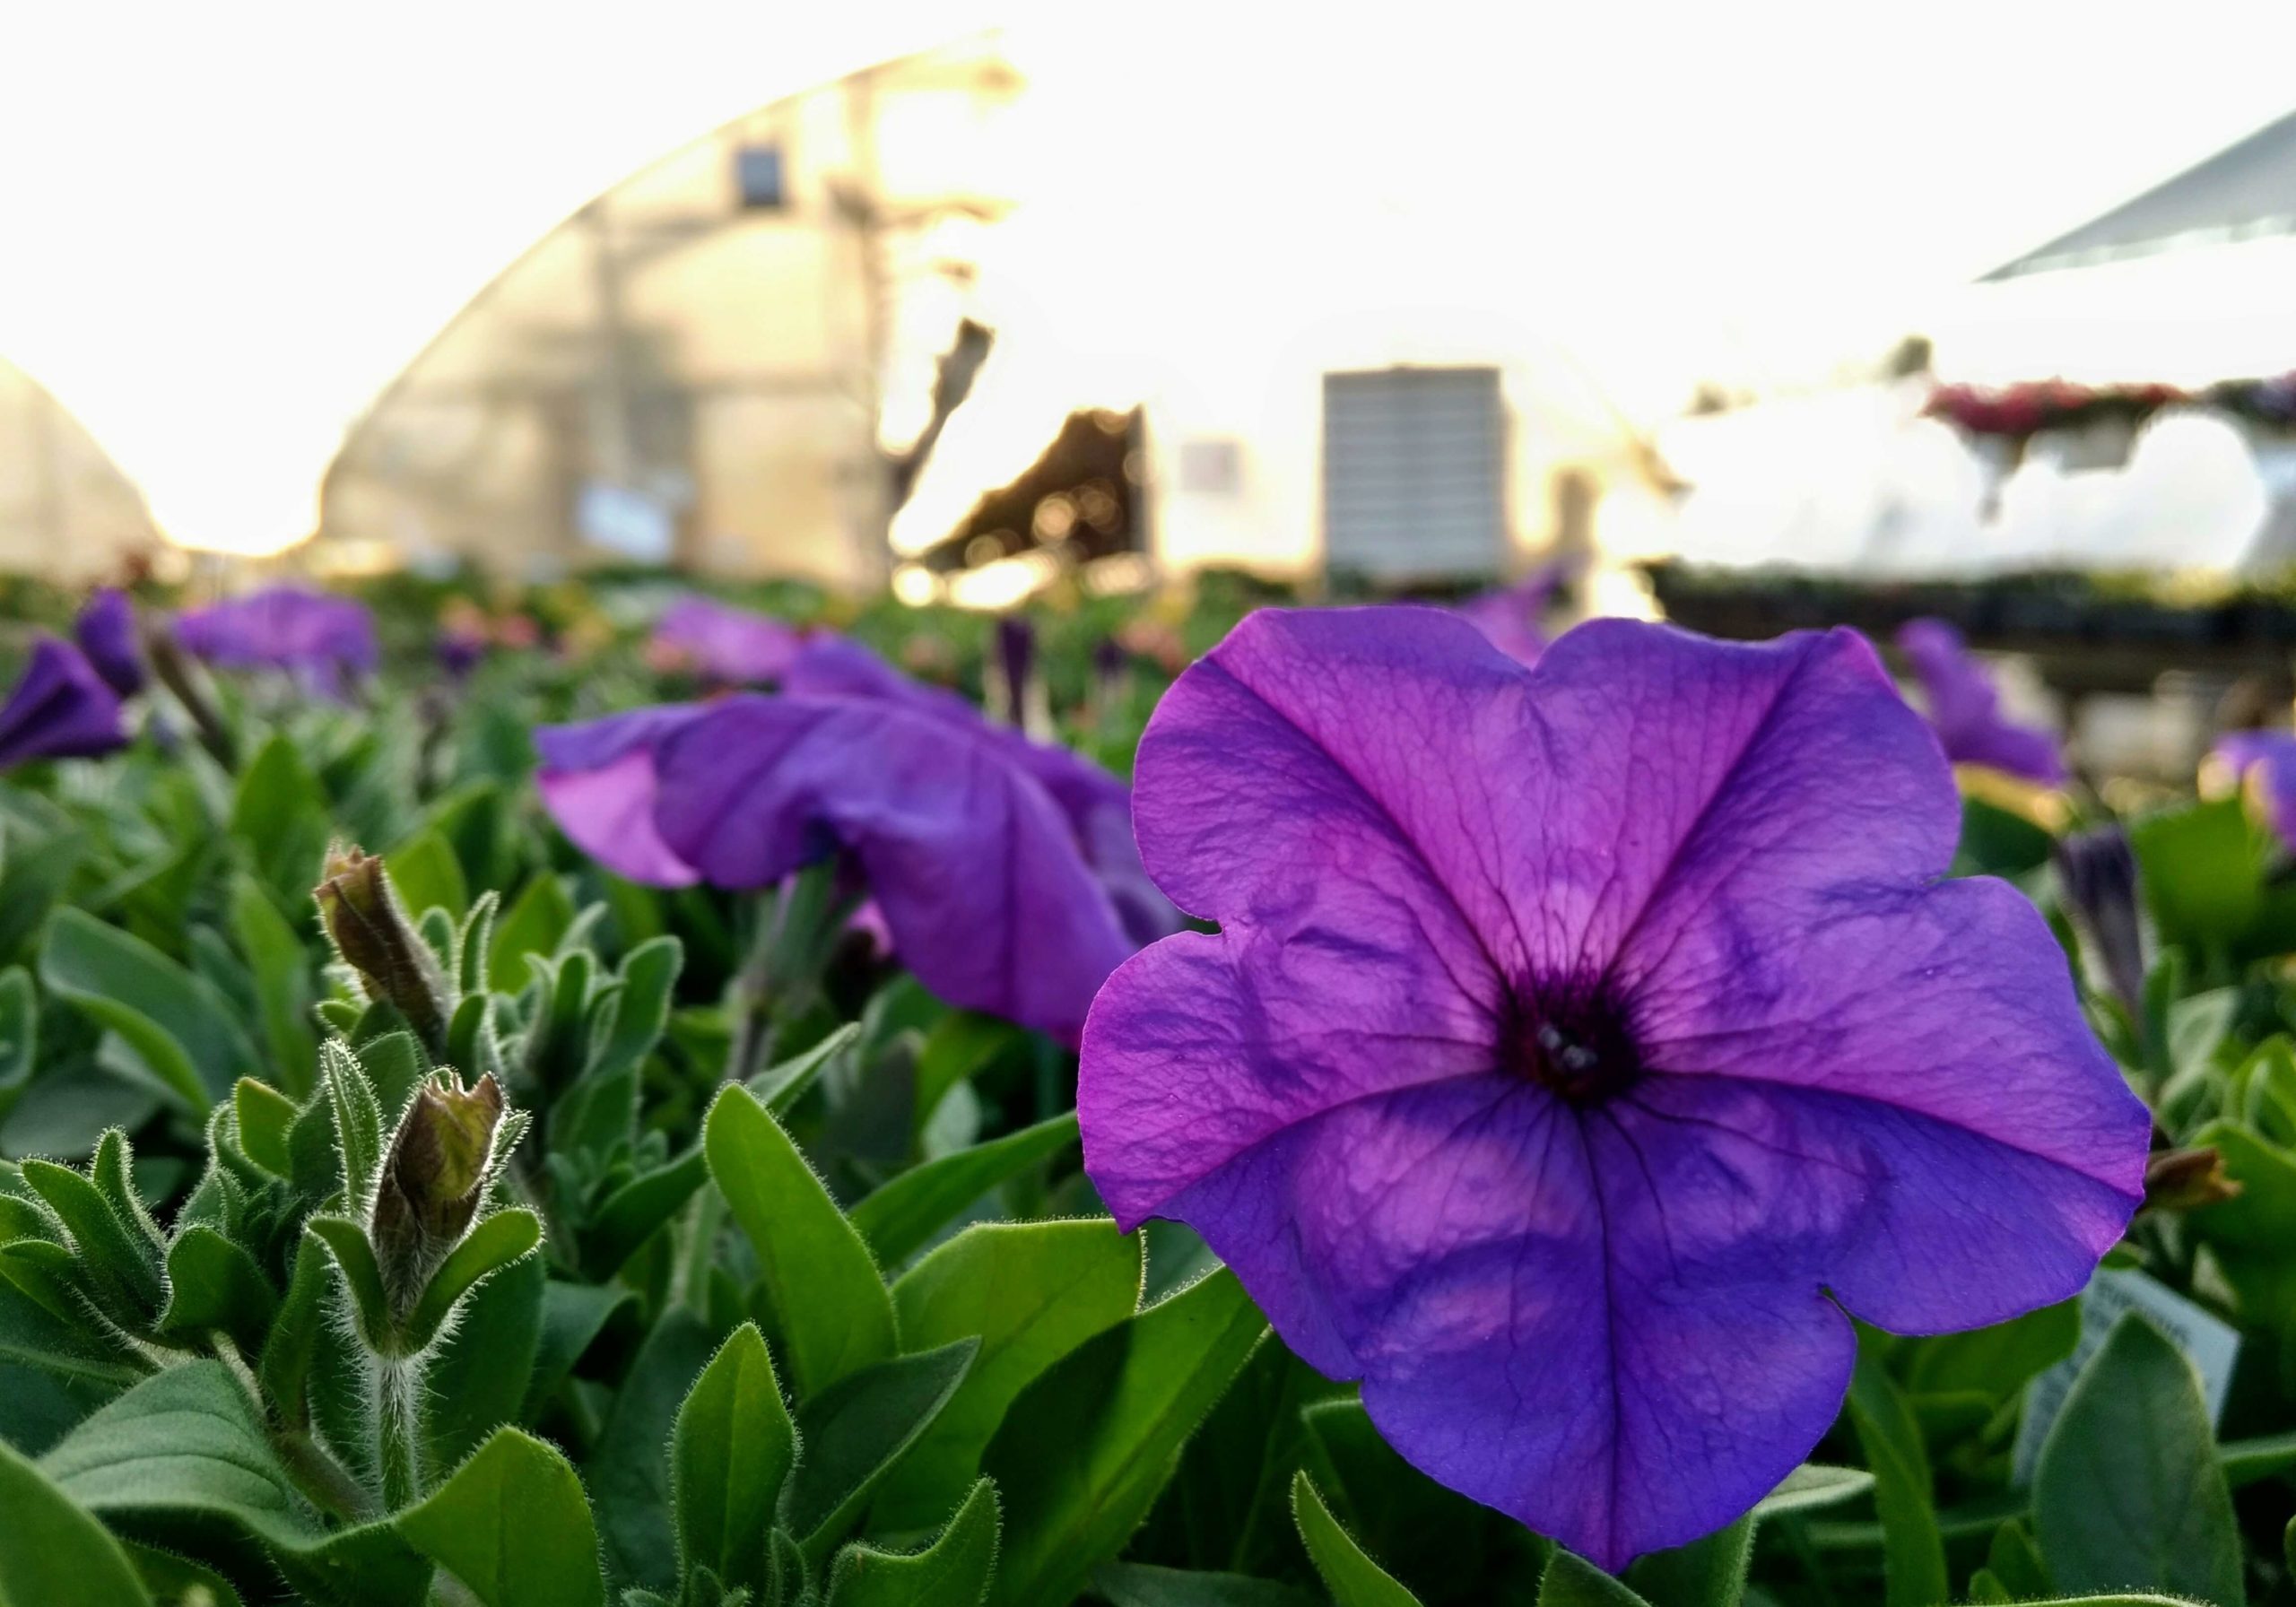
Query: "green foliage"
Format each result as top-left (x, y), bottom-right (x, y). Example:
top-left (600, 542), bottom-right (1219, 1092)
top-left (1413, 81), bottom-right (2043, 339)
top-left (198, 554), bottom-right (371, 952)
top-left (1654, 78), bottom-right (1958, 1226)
top-left (8, 576), bottom-right (2296, 1606)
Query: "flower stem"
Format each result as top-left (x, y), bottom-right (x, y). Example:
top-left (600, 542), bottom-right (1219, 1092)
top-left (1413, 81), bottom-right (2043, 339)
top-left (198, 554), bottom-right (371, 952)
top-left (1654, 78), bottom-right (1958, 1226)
top-left (374, 1359), bottom-right (427, 1511)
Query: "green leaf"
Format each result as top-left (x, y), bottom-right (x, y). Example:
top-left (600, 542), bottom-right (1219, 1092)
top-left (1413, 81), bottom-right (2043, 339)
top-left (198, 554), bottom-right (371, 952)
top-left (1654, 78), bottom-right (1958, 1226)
top-left (1902, 1299), bottom-right (2077, 1404)
top-left (590, 1306), bottom-right (725, 1592)
top-left (672, 1323), bottom-right (797, 1598)
top-left (157, 1225), bottom-right (277, 1351)
top-left (2131, 796), bottom-right (2263, 951)
top-left (39, 1359), bottom-right (430, 1606)
top-left (1751, 1464), bottom-right (1874, 1518)
top-left (1537, 1551), bottom-right (1652, 1606)
top-left (912, 1012), bottom-right (1026, 1133)
top-left (703, 1081), bottom-right (894, 1396)
top-left (782, 1337), bottom-right (978, 1565)
top-left (1844, 1350), bottom-right (1947, 1607)
top-left (387, 830), bottom-right (469, 924)
top-left (824, 1477), bottom-right (1000, 1607)
top-left (40, 907), bottom-right (260, 1113)
top-left (260, 1232), bottom-right (332, 1430)
top-left (2034, 1312), bottom-right (2242, 1604)
top-left (309, 1214), bottom-right (393, 1351)
top-left (232, 1077), bottom-right (300, 1176)
top-left (0, 968), bottom-right (38, 1121)
top-left (228, 874), bottom-right (317, 1097)
top-left (875, 1219), bottom-right (1141, 1529)
top-left (1092, 1563), bottom-right (1319, 1607)
top-left (984, 1267), bottom-right (1267, 1607)
top-left (526, 1280), bottom-right (636, 1417)
top-left (228, 733), bottom-right (330, 897)
top-left (851, 1112), bottom-right (1081, 1267)
top-left (427, 1251), bottom-right (547, 1470)
top-left (404, 1207), bottom-right (542, 1351)
top-left (396, 1427), bottom-right (605, 1607)
top-left (0, 1438), bottom-right (153, 1606)
top-left (1623, 1516), bottom-right (1752, 1607)
top-left (1292, 1470), bottom-right (1425, 1606)
top-left (589, 936), bottom-right (683, 1085)
top-left (580, 1148), bottom-right (709, 1278)
top-left (20, 1155), bottom-right (161, 1320)
top-left (748, 1021), bottom-right (861, 1116)
top-left (1294, 1394), bottom-right (1543, 1595)
top-left (2186, 1121), bottom-right (2296, 1322)
top-left (2223, 1426), bottom-right (2296, 1487)
top-left (491, 873), bottom-right (577, 994)
top-left (320, 1040), bottom-right (384, 1208)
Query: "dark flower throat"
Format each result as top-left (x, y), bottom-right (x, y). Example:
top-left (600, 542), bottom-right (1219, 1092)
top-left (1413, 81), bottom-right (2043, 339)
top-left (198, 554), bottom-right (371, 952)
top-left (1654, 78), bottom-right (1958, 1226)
top-left (1502, 983), bottom-right (1643, 1105)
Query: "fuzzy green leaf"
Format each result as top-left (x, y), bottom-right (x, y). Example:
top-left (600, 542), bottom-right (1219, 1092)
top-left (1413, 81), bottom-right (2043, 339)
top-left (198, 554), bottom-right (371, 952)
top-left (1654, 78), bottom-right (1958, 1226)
top-left (984, 1268), bottom-right (1265, 1607)
top-left (1292, 1470), bottom-right (1424, 1606)
top-left (672, 1323), bottom-right (798, 1598)
top-left (850, 1111), bottom-right (1081, 1268)
top-left (823, 1476), bottom-right (1001, 1607)
top-left (396, 1427), bottom-right (604, 1607)
top-left (703, 1081), bottom-right (894, 1396)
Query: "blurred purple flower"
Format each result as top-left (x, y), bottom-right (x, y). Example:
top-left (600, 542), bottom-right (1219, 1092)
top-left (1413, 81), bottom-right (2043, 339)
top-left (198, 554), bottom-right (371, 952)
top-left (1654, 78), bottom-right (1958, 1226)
top-left (436, 625), bottom-right (488, 680)
top-left (2214, 728), bottom-right (2296, 851)
top-left (533, 705), bottom-right (713, 889)
top-left (74, 589), bottom-right (145, 697)
top-left (537, 691), bottom-right (1135, 1043)
top-left (784, 634), bottom-right (1179, 946)
top-left (649, 696), bottom-right (1133, 1044)
top-left (650, 596), bottom-right (804, 685)
top-left (1078, 607), bottom-right (2146, 1567)
top-left (1895, 618), bottom-right (2066, 785)
top-left (0, 638), bottom-right (127, 768)
top-left (174, 586), bottom-right (378, 699)
top-left (1456, 558), bottom-right (1572, 668)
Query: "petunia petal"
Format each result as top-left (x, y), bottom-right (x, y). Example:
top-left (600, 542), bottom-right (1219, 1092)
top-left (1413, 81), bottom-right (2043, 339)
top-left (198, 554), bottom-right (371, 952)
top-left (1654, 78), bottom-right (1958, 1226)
top-left (653, 695), bottom-right (1132, 1045)
top-left (1130, 605), bottom-right (1540, 991)
top-left (1630, 877), bottom-right (2148, 1328)
top-left (534, 707), bottom-right (709, 888)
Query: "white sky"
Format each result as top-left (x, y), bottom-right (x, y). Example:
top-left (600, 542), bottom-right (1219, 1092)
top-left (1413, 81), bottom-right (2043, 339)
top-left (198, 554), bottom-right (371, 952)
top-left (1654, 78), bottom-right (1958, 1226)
top-left (4, 0), bottom-right (2296, 554)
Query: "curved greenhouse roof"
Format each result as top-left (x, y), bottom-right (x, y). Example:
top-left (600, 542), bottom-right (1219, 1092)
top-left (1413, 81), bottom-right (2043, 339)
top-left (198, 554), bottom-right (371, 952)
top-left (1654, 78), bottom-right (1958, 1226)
top-left (0, 358), bottom-right (161, 581)
top-left (317, 36), bottom-right (1022, 587)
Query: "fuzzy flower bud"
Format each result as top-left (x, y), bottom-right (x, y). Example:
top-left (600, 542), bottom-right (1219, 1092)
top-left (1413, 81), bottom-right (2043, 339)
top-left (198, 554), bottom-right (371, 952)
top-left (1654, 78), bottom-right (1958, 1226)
top-left (315, 841), bottom-right (452, 1055)
top-left (370, 1070), bottom-right (506, 1308)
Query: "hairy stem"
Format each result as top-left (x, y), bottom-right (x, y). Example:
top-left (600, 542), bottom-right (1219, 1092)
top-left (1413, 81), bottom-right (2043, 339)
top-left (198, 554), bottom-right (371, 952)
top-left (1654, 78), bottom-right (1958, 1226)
top-left (374, 1357), bottom-right (428, 1511)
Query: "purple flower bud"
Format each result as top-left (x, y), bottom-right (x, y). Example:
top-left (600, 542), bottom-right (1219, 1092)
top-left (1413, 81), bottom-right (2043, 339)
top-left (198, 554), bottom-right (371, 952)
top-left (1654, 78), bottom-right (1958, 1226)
top-left (0, 638), bottom-right (126, 769)
top-left (73, 589), bottom-right (146, 698)
top-left (314, 843), bottom-right (453, 1055)
top-left (2053, 825), bottom-right (2147, 1026)
top-left (994, 615), bottom-right (1037, 728)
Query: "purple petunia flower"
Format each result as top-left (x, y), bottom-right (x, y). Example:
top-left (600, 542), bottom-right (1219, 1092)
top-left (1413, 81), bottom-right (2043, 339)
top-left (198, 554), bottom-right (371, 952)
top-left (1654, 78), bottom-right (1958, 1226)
top-left (173, 586), bottom-right (378, 699)
top-left (649, 596), bottom-right (805, 685)
top-left (782, 635), bottom-right (1180, 947)
top-left (0, 638), bottom-right (128, 768)
top-left (73, 589), bottom-right (145, 698)
top-left (2213, 728), bottom-right (2296, 851)
top-left (536, 693), bottom-right (1135, 1044)
top-left (1077, 607), bottom-right (2146, 1568)
top-left (1894, 618), bottom-right (2066, 786)
top-left (1456, 558), bottom-right (1573, 668)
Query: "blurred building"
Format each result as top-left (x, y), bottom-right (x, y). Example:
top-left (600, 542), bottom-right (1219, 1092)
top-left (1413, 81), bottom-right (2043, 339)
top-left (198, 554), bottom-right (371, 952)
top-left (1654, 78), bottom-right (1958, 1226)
top-left (314, 38), bottom-right (1023, 588)
top-left (0, 357), bottom-right (163, 581)
top-left (309, 32), bottom-right (1675, 598)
